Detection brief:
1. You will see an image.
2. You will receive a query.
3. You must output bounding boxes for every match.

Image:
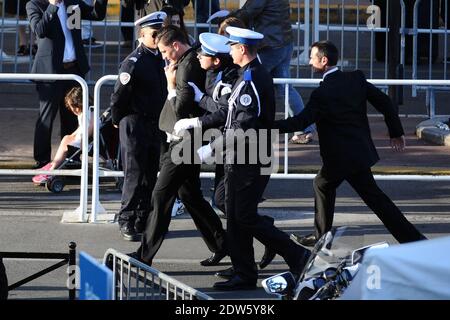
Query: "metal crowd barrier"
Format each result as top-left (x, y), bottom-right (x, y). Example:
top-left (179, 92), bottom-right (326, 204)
top-left (0, 73), bottom-right (90, 223)
top-left (102, 249), bottom-right (213, 300)
top-left (0, 242), bottom-right (77, 300)
top-left (90, 76), bottom-right (450, 220)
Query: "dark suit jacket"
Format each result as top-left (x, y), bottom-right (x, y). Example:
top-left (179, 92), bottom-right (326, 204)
top-left (158, 48), bottom-right (206, 134)
top-left (26, 0), bottom-right (108, 76)
top-left (274, 69), bottom-right (404, 175)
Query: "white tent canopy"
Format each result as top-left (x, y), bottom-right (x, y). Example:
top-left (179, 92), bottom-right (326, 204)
top-left (341, 236), bottom-right (450, 300)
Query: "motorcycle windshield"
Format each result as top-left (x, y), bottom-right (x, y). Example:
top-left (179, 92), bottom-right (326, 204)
top-left (301, 226), bottom-right (365, 280)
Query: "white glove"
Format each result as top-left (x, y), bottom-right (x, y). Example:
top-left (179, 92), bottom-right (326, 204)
top-left (188, 82), bottom-right (204, 102)
top-left (197, 144), bottom-right (214, 163)
top-left (173, 117), bottom-right (201, 136)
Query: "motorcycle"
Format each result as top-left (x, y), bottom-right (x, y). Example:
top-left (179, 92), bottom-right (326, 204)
top-left (262, 226), bottom-right (388, 300)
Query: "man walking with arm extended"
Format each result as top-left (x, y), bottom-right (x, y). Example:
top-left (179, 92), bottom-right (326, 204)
top-left (274, 41), bottom-right (427, 247)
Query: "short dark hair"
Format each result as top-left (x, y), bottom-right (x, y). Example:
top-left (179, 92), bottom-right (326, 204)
top-left (156, 25), bottom-right (188, 46)
top-left (218, 17), bottom-right (246, 36)
top-left (311, 40), bottom-right (339, 66)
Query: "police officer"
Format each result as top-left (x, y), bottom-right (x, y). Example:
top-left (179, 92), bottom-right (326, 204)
top-left (174, 27), bottom-right (311, 290)
top-left (188, 32), bottom-right (276, 272)
top-left (111, 12), bottom-right (168, 241)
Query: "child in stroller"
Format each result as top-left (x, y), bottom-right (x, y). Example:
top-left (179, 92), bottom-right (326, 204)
top-left (32, 87), bottom-right (121, 193)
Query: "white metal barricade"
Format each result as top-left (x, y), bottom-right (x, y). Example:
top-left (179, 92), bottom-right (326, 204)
top-left (0, 73), bottom-right (90, 223)
top-left (103, 249), bottom-right (213, 300)
top-left (90, 76), bottom-right (450, 221)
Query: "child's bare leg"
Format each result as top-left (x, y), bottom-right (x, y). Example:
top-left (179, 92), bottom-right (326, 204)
top-left (51, 135), bottom-right (76, 169)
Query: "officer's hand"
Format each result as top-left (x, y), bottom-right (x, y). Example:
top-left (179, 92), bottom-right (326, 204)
top-left (113, 124), bottom-right (119, 129)
top-left (187, 82), bottom-right (204, 103)
top-left (197, 144), bottom-right (214, 164)
top-left (390, 135), bottom-right (405, 152)
top-left (173, 117), bottom-right (201, 136)
top-left (49, 0), bottom-right (61, 5)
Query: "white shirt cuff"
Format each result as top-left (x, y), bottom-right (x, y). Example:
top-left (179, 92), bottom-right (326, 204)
top-left (167, 89), bottom-right (177, 100)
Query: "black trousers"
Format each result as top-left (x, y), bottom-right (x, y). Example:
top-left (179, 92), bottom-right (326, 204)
top-left (120, 4), bottom-right (134, 42)
top-left (225, 164), bottom-right (303, 282)
top-left (118, 115), bottom-right (161, 230)
top-left (139, 141), bottom-right (227, 264)
top-left (313, 166), bottom-right (426, 243)
top-left (33, 65), bottom-right (81, 163)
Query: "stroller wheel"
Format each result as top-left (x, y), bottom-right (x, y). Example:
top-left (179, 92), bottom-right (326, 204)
top-left (46, 177), bottom-right (65, 193)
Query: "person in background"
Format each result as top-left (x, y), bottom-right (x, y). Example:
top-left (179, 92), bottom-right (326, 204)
top-left (32, 87), bottom-right (94, 184)
top-left (26, 0), bottom-right (108, 169)
top-left (4, 0), bottom-right (36, 55)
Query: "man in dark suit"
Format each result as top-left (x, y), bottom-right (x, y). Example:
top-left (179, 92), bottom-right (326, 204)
top-left (275, 40), bottom-right (427, 247)
top-left (26, 0), bottom-right (108, 168)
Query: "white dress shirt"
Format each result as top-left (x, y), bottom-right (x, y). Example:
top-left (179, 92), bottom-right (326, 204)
top-left (322, 66), bottom-right (339, 80)
top-left (57, 1), bottom-right (77, 63)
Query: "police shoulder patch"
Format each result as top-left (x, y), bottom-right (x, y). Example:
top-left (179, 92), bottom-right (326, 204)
top-left (119, 72), bottom-right (131, 85)
top-left (239, 94), bottom-right (252, 106)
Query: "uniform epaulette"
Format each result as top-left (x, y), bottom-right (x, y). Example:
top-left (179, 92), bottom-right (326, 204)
top-left (243, 69), bottom-right (252, 82)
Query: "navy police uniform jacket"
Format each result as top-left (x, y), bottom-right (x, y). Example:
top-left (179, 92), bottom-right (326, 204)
top-left (199, 65), bottom-right (239, 114)
top-left (111, 44), bottom-right (167, 126)
top-left (200, 58), bottom-right (275, 165)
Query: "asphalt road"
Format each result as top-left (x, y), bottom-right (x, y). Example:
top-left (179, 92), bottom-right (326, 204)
top-left (1, 176), bottom-right (449, 300)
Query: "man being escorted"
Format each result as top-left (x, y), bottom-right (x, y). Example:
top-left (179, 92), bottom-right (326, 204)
top-left (275, 41), bottom-right (427, 247)
top-left (175, 27), bottom-right (310, 290)
top-left (133, 25), bottom-right (228, 267)
top-left (111, 12), bottom-right (168, 241)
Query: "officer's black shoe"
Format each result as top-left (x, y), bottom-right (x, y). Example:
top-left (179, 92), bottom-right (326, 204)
top-left (120, 225), bottom-right (141, 242)
top-left (200, 250), bottom-right (227, 266)
top-left (291, 233), bottom-right (317, 247)
top-left (213, 275), bottom-right (256, 291)
top-left (215, 267), bottom-right (234, 279)
top-left (259, 246), bottom-right (276, 269)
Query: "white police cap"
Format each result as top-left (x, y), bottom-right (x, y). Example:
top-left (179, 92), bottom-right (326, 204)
top-left (198, 33), bottom-right (230, 56)
top-left (206, 9), bottom-right (230, 24)
top-left (134, 11), bottom-right (167, 28)
top-left (225, 26), bottom-right (264, 46)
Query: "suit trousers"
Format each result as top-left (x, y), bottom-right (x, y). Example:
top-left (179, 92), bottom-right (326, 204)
top-left (139, 141), bottom-right (227, 264)
top-left (33, 65), bottom-right (81, 163)
top-left (117, 115), bottom-right (160, 230)
top-left (313, 166), bottom-right (426, 243)
top-left (225, 164), bottom-right (304, 282)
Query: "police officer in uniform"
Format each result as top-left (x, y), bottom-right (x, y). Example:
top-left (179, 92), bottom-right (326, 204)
top-left (189, 33), bottom-right (276, 272)
top-left (111, 12), bottom-right (168, 241)
top-left (174, 27), bottom-right (311, 290)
